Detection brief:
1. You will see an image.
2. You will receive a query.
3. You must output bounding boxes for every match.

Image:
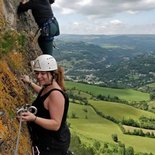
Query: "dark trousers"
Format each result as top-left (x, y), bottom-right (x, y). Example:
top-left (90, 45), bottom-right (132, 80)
top-left (38, 17), bottom-right (59, 55)
top-left (38, 36), bottom-right (53, 55)
top-left (40, 150), bottom-right (67, 155)
top-left (32, 145), bottom-right (68, 155)
top-left (38, 148), bottom-right (68, 155)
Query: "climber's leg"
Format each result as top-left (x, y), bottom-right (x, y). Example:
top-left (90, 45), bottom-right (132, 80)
top-left (38, 36), bottom-right (54, 55)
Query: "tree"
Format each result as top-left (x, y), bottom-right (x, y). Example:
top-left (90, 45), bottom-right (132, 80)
top-left (112, 134), bottom-right (118, 142)
top-left (126, 146), bottom-right (134, 155)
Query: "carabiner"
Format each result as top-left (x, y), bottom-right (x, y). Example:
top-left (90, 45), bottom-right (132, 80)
top-left (16, 104), bottom-right (37, 116)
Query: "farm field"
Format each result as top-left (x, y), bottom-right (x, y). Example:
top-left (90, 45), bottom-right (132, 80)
top-left (66, 81), bottom-right (150, 101)
top-left (90, 100), bottom-right (155, 122)
top-left (68, 103), bottom-right (155, 154)
top-left (66, 81), bottom-right (155, 154)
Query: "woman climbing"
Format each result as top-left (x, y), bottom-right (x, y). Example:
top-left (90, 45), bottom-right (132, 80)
top-left (17, 0), bottom-right (60, 55)
top-left (20, 54), bottom-right (70, 155)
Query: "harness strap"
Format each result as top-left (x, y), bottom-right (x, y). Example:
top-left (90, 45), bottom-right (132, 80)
top-left (42, 17), bottom-right (55, 27)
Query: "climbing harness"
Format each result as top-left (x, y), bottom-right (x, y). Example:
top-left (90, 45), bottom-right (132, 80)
top-left (40, 17), bottom-right (60, 40)
top-left (14, 104), bottom-right (37, 155)
top-left (32, 17), bottom-right (59, 42)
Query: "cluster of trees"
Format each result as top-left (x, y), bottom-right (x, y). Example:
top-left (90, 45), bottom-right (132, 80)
top-left (67, 89), bottom-right (89, 105)
top-left (97, 94), bottom-right (125, 103)
top-left (96, 54), bottom-right (155, 89)
top-left (111, 133), bottom-right (153, 155)
top-left (125, 129), bottom-right (155, 138)
top-left (70, 133), bottom-right (153, 155)
top-left (139, 116), bottom-right (155, 129)
top-left (122, 117), bottom-right (155, 130)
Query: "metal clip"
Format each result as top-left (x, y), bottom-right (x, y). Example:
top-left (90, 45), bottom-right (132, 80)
top-left (16, 104), bottom-right (37, 116)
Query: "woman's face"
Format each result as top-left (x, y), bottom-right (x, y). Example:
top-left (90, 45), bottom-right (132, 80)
top-left (34, 71), bottom-right (52, 86)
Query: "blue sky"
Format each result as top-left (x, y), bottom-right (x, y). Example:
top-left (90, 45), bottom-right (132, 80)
top-left (52, 0), bottom-right (155, 35)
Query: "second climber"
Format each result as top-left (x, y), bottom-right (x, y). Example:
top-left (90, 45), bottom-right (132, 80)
top-left (17, 0), bottom-right (60, 55)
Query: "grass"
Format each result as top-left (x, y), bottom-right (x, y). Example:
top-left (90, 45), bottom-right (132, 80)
top-left (67, 81), bottom-right (155, 154)
top-left (90, 100), bottom-right (155, 122)
top-left (68, 102), bottom-right (155, 154)
top-left (66, 81), bottom-right (150, 101)
top-left (68, 103), bottom-right (121, 143)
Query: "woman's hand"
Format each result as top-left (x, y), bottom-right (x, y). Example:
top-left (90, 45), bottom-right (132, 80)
top-left (18, 111), bottom-right (36, 122)
top-left (20, 0), bottom-right (27, 4)
top-left (21, 75), bottom-right (31, 84)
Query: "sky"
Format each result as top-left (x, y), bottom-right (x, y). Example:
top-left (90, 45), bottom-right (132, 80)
top-left (52, 0), bottom-right (155, 35)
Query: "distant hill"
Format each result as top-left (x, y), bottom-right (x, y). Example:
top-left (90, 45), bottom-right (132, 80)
top-left (54, 34), bottom-right (155, 88)
top-left (58, 34), bottom-right (155, 52)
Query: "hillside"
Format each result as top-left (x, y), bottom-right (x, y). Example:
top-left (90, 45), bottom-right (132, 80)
top-left (54, 34), bottom-right (155, 88)
top-left (69, 103), bottom-right (155, 154)
top-left (67, 81), bottom-right (155, 154)
top-left (58, 34), bottom-right (155, 52)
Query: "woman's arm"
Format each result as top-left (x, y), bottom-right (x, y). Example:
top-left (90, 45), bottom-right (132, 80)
top-left (17, 0), bottom-right (32, 14)
top-left (29, 81), bottom-right (42, 93)
top-left (21, 75), bottom-right (42, 93)
top-left (21, 90), bottom-right (65, 131)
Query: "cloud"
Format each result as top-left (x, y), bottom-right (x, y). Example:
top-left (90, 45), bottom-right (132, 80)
top-left (127, 10), bottom-right (139, 14)
top-left (110, 20), bottom-right (123, 25)
top-left (76, 0), bottom-right (93, 6)
top-left (55, 0), bottom-right (155, 18)
top-left (61, 8), bottom-right (74, 15)
top-left (53, 0), bottom-right (155, 34)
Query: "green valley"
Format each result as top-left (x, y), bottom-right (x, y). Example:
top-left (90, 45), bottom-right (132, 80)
top-left (67, 81), bottom-right (155, 154)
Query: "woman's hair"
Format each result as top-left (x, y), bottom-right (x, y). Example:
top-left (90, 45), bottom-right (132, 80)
top-left (53, 66), bottom-right (65, 90)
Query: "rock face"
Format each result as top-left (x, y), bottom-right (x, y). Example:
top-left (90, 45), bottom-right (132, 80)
top-left (0, 0), bottom-right (41, 154)
top-left (3, 0), bottom-right (16, 28)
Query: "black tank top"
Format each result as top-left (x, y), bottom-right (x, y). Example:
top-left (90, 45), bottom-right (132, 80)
top-left (27, 88), bottom-right (70, 150)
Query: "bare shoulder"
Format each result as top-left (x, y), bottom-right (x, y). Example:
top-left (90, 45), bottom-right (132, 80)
top-left (49, 89), bottom-right (64, 99)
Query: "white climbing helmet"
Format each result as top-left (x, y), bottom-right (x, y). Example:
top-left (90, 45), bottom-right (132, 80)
top-left (31, 54), bottom-right (58, 71)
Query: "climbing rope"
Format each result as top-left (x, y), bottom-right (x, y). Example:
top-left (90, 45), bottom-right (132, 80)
top-left (14, 116), bottom-right (22, 155)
